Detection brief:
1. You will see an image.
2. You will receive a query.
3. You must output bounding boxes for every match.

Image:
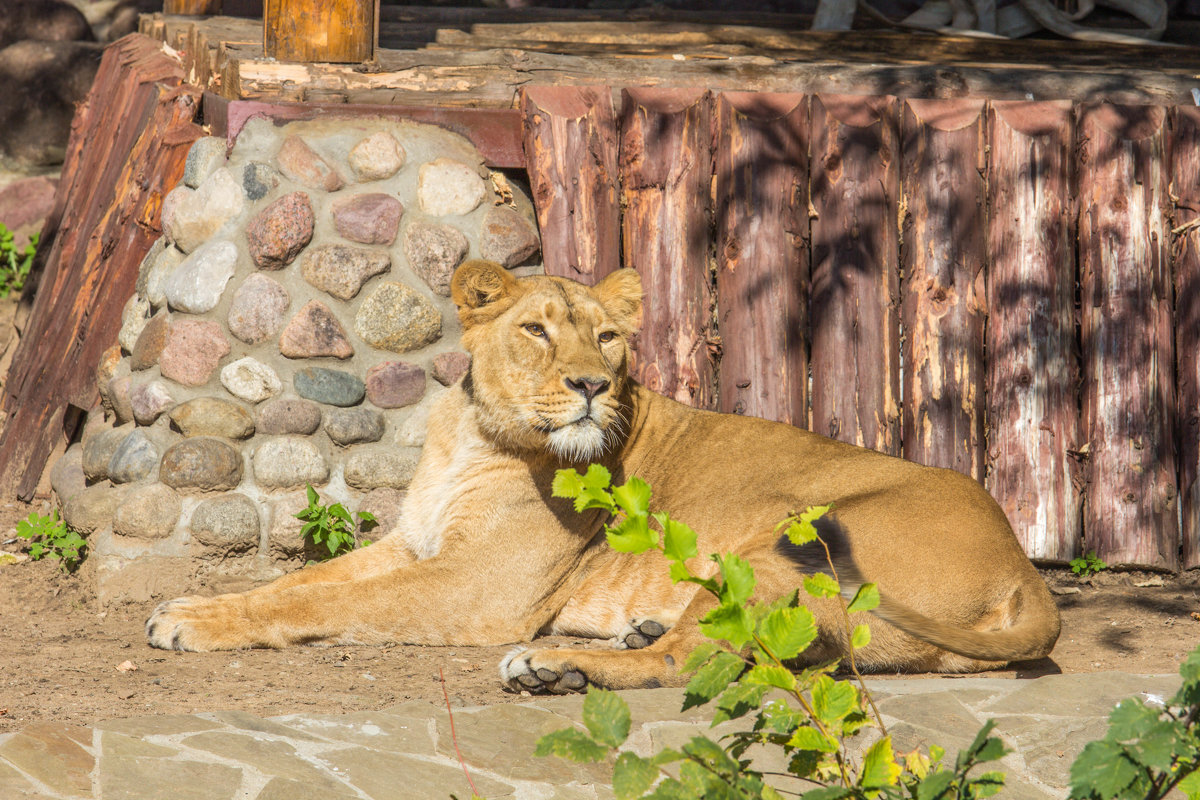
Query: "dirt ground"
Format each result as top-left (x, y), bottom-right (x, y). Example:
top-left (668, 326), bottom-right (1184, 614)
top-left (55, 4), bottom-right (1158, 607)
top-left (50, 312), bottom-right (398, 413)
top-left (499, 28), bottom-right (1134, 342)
top-left (1, 497), bottom-right (1198, 734)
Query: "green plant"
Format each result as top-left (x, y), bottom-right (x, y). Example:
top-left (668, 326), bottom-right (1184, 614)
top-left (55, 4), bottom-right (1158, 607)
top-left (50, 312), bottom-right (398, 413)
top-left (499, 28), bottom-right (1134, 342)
top-left (294, 485), bottom-right (376, 560)
top-left (537, 466), bottom-right (1010, 800)
top-left (1070, 551), bottom-right (1108, 577)
top-left (0, 224), bottom-right (37, 298)
top-left (15, 509), bottom-right (85, 572)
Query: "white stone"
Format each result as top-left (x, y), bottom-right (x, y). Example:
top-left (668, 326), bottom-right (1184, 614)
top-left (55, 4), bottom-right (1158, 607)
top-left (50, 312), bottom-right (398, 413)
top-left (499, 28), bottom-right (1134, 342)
top-left (165, 239), bottom-right (238, 314)
top-left (144, 245), bottom-right (185, 309)
top-left (118, 294), bottom-right (152, 353)
top-left (252, 438), bottom-right (330, 489)
top-left (220, 357), bottom-right (282, 404)
top-left (348, 131), bottom-right (406, 182)
top-left (164, 167), bottom-right (246, 253)
top-left (129, 380), bottom-right (175, 426)
top-left (417, 158), bottom-right (487, 217)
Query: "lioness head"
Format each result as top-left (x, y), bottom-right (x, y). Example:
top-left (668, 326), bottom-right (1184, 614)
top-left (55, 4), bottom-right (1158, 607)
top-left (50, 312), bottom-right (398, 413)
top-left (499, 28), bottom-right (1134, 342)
top-left (450, 260), bottom-right (643, 461)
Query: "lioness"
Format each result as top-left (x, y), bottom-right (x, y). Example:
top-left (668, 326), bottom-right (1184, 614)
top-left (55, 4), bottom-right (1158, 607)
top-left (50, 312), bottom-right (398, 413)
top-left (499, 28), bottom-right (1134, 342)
top-left (147, 259), bottom-right (1060, 691)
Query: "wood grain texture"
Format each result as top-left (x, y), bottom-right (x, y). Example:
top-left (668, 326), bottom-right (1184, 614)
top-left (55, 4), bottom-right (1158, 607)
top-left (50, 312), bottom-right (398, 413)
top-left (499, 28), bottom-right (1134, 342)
top-left (986, 101), bottom-right (1080, 563)
top-left (1078, 103), bottom-right (1177, 570)
top-left (809, 94), bottom-right (901, 454)
top-left (900, 98), bottom-right (988, 481)
top-left (520, 86), bottom-right (620, 284)
top-left (263, 0), bottom-right (375, 63)
top-left (1172, 106), bottom-right (1200, 570)
top-left (618, 87), bottom-right (716, 409)
top-left (714, 93), bottom-right (809, 427)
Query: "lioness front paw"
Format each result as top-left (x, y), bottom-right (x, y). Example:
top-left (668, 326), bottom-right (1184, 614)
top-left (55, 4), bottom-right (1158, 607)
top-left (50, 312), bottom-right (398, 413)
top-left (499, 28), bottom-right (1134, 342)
top-left (145, 595), bottom-right (253, 652)
top-left (499, 647), bottom-right (588, 694)
top-left (616, 617), bottom-right (668, 650)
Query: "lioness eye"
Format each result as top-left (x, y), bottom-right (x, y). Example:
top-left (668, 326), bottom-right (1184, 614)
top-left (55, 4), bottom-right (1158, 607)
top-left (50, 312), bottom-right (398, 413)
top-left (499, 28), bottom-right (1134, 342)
top-left (523, 323), bottom-right (546, 338)
top-left (598, 331), bottom-right (616, 344)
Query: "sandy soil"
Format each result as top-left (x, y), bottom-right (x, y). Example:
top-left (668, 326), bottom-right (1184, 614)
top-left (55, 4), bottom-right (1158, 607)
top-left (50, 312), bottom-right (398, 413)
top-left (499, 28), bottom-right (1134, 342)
top-left (1, 494), bottom-right (1197, 734)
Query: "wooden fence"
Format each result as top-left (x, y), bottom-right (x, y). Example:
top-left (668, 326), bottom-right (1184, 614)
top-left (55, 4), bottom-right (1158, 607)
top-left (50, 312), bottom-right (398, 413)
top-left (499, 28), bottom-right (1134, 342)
top-left (522, 86), bottom-right (1200, 572)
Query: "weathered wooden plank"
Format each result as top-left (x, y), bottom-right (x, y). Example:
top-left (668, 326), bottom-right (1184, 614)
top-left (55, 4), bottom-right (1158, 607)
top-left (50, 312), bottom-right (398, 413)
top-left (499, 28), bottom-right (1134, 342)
top-left (263, 0), bottom-right (376, 63)
top-left (713, 92), bottom-right (808, 427)
top-left (1172, 106), bottom-right (1200, 570)
top-left (809, 94), bottom-right (901, 453)
top-left (618, 87), bottom-right (715, 409)
top-left (520, 86), bottom-right (620, 284)
top-left (986, 100), bottom-right (1080, 563)
top-left (1078, 103), bottom-right (1177, 570)
top-left (900, 98), bottom-right (987, 481)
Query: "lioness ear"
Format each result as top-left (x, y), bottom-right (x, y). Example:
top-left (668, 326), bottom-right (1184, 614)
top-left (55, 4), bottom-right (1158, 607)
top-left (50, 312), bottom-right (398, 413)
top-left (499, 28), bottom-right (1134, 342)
top-left (451, 260), bottom-right (521, 327)
top-left (593, 268), bottom-right (643, 332)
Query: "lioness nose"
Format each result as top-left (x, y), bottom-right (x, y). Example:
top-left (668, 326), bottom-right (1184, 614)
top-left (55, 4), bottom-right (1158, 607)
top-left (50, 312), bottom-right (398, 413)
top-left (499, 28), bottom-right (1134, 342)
top-left (564, 377), bottom-right (610, 401)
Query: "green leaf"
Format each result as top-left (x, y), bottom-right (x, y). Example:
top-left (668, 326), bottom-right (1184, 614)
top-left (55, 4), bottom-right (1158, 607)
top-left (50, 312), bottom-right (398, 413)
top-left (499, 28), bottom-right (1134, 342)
top-left (1178, 768), bottom-right (1200, 800)
top-left (712, 683), bottom-right (769, 725)
top-left (716, 554), bottom-right (755, 607)
top-left (788, 725), bottom-right (838, 754)
top-left (1106, 698), bottom-right (1159, 740)
top-left (1069, 740), bottom-right (1139, 798)
top-left (785, 505), bottom-right (834, 547)
top-left (607, 514), bottom-right (658, 553)
top-left (613, 477), bottom-right (652, 518)
top-left (803, 572), bottom-right (840, 599)
top-left (581, 463), bottom-right (613, 490)
top-left (306, 484), bottom-right (319, 506)
top-left (970, 771), bottom-right (1006, 799)
top-left (742, 664), bottom-right (797, 692)
top-left (668, 560), bottom-right (697, 584)
top-left (681, 735), bottom-right (739, 773)
top-left (582, 687), bottom-right (631, 747)
top-left (850, 624), bottom-right (871, 650)
top-left (860, 736), bottom-right (901, 789)
top-left (916, 770), bottom-right (956, 800)
top-left (846, 583), bottom-right (881, 614)
top-left (552, 468), bottom-right (584, 499)
top-left (612, 751), bottom-right (658, 800)
top-left (961, 720), bottom-right (1008, 766)
top-left (811, 676), bottom-right (858, 724)
top-left (800, 787), bottom-right (851, 800)
top-left (1177, 643), bottom-right (1200, 704)
top-left (660, 516), bottom-right (698, 563)
top-left (681, 641), bottom-right (721, 673)
top-left (756, 606), bottom-right (817, 661)
top-left (683, 651), bottom-right (745, 711)
top-left (534, 728), bottom-right (610, 762)
top-left (698, 603), bottom-right (754, 650)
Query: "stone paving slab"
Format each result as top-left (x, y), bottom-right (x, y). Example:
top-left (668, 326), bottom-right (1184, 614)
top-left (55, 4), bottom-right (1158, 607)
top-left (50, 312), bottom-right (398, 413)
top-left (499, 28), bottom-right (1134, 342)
top-left (0, 672), bottom-right (1179, 799)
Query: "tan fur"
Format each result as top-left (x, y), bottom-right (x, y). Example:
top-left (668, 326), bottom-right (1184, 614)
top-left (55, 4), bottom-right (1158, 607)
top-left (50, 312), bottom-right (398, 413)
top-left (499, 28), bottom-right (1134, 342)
top-left (146, 260), bottom-right (1060, 690)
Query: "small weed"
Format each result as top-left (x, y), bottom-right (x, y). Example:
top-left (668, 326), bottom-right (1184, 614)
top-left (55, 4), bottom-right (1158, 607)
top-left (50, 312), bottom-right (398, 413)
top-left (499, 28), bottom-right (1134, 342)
top-left (0, 224), bottom-right (38, 298)
top-left (1071, 551), bottom-right (1108, 577)
top-left (15, 510), bottom-right (85, 572)
top-left (294, 485), bottom-right (375, 560)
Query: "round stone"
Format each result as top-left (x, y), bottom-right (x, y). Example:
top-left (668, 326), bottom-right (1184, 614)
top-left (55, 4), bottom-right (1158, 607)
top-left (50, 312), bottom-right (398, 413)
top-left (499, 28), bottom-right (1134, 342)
top-left (82, 425), bottom-right (130, 482)
top-left (220, 357), bottom-right (281, 404)
top-left (142, 245), bottom-right (184, 310)
top-left (102, 374), bottom-right (135, 425)
top-left (50, 444), bottom-right (86, 503)
top-left (479, 205), bottom-right (541, 268)
top-left (403, 221), bottom-right (468, 296)
top-left (169, 397), bottom-right (255, 439)
top-left (432, 352), bottom-right (471, 387)
top-left (160, 437), bottom-right (244, 491)
top-left (163, 167), bottom-right (245, 254)
top-left (113, 483), bottom-right (181, 540)
top-left (62, 483), bottom-right (126, 535)
top-left (227, 273), bottom-right (290, 344)
top-left (357, 487), bottom-right (404, 540)
top-left (348, 131), bottom-right (405, 182)
top-left (118, 294), bottom-right (152, 353)
top-left (279, 300), bottom-right (355, 359)
top-left (300, 244), bottom-right (390, 301)
top-left (365, 360), bottom-right (426, 408)
top-left (324, 407), bottom-right (385, 446)
top-left (345, 447), bottom-right (419, 490)
top-left (159, 319), bottom-right (231, 387)
top-left (129, 380), bottom-right (174, 425)
top-left (131, 312), bottom-right (169, 371)
top-left (189, 493), bottom-right (260, 554)
top-left (108, 429), bottom-right (161, 484)
top-left (164, 238), bottom-right (238, 314)
top-left (246, 191), bottom-right (314, 270)
top-left (243, 161), bottom-right (280, 201)
top-left (276, 136), bottom-right (344, 192)
top-left (267, 491), bottom-right (318, 558)
top-left (332, 193), bottom-right (403, 245)
top-left (417, 158), bottom-right (486, 217)
top-left (257, 396), bottom-right (322, 435)
top-left (183, 137), bottom-right (226, 189)
top-left (252, 438), bottom-right (330, 489)
top-left (354, 282), bottom-right (442, 353)
top-left (395, 401), bottom-right (431, 447)
top-left (135, 237), bottom-right (166, 297)
top-left (97, 344), bottom-right (124, 387)
top-left (293, 367), bottom-right (365, 407)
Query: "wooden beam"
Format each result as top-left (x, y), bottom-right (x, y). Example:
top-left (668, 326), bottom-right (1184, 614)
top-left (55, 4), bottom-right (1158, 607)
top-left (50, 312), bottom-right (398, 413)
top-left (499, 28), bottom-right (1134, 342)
top-left (263, 0), bottom-right (376, 63)
top-left (1175, 105), bottom-right (1200, 571)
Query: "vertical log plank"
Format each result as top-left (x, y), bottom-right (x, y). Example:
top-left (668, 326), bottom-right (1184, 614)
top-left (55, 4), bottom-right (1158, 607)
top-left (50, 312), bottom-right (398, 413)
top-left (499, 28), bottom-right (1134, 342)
top-left (713, 93), bottom-right (809, 427)
top-left (520, 86), bottom-right (621, 285)
top-left (1171, 106), bottom-right (1200, 569)
top-left (986, 101), bottom-right (1080, 562)
top-left (810, 95), bottom-right (901, 453)
top-left (619, 88), bottom-right (716, 409)
top-left (264, 0), bottom-right (376, 63)
top-left (1078, 103), bottom-right (1177, 570)
top-left (900, 99), bottom-right (988, 481)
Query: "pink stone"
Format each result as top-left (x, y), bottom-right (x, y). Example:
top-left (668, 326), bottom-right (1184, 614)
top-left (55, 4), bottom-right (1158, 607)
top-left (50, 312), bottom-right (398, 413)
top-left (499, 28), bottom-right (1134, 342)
top-left (332, 193), bottom-right (403, 245)
top-left (276, 136), bottom-right (344, 192)
top-left (365, 361), bottom-right (426, 408)
top-left (227, 273), bottom-right (290, 344)
top-left (479, 205), bottom-right (540, 267)
top-left (246, 191), bottom-right (314, 270)
top-left (432, 352), bottom-right (471, 387)
top-left (279, 300), bottom-right (355, 359)
top-left (159, 319), bottom-right (231, 387)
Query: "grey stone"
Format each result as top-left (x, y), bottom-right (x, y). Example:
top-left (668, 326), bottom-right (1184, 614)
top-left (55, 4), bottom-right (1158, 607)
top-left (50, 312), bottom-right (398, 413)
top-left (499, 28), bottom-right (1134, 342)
top-left (293, 367), bottom-right (365, 407)
top-left (183, 137), bottom-right (227, 189)
top-left (403, 221), bottom-right (468, 296)
top-left (322, 749), bottom-right (513, 800)
top-left (62, 483), bottom-right (125, 535)
top-left (130, 311), bottom-right (169, 371)
top-left (98, 757), bottom-right (242, 800)
top-left (394, 400), bottom-right (432, 447)
top-left (220, 357), bottom-right (281, 404)
top-left (432, 352), bottom-right (471, 386)
top-left (276, 136), bottom-right (344, 192)
top-left (108, 428), bottom-right (161, 484)
top-left (417, 157), bottom-right (486, 216)
top-left (183, 732), bottom-right (347, 792)
top-left (344, 447), bottom-right (419, 490)
top-left (252, 438), bottom-right (330, 489)
top-left (300, 244), bottom-right (390, 301)
top-left (354, 282), bottom-right (442, 353)
top-left (112, 483), bottom-right (181, 539)
top-left (227, 273), bottom-right (290, 344)
top-left (279, 300), bottom-right (355, 359)
top-left (246, 191), bottom-right (314, 270)
top-left (103, 375), bottom-right (134, 426)
top-left (243, 161), bottom-right (279, 201)
top-left (324, 407), bottom-right (385, 446)
top-left (189, 493), bottom-right (260, 555)
top-left (267, 490), bottom-right (316, 558)
top-left (159, 438), bottom-right (244, 491)
top-left (162, 167), bottom-right (244, 254)
top-left (129, 380), bottom-right (174, 426)
top-left (118, 294), bottom-right (152, 353)
top-left (169, 397), bottom-right (255, 439)
top-left (257, 396), bottom-right (322, 435)
top-left (143, 244), bottom-right (185, 309)
top-left (159, 319), bottom-right (231, 387)
top-left (356, 488), bottom-right (404, 540)
top-left (981, 673), bottom-right (1182, 717)
top-left (164, 238), bottom-right (238, 314)
top-left (50, 443), bottom-right (85, 503)
top-left (348, 131), bottom-right (406, 182)
top-left (479, 204), bottom-right (541, 267)
top-left (134, 237), bottom-right (166, 298)
top-left (82, 425), bottom-right (132, 482)
top-left (333, 192), bottom-right (403, 245)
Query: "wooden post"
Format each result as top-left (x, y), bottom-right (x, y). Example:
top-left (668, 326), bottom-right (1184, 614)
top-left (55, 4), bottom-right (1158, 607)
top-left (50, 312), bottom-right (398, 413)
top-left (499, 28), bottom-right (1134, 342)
top-left (163, 0), bottom-right (222, 13)
top-left (713, 93), bottom-right (809, 427)
top-left (520, 86), bottom-right (621, 285)
top-left (986, 101), bottom-right (1080, 563)
top-left (810, 94), bottom-right (901, 454)
top-left (900, 99), bottom-right (988, 481)
top-left (1172, 106), bottom-right (1200, 570)
top-left (263, 0), bottom-right (376, 63)
top-left (619, 88), bottom-right (716, 410)
top-left (1078, 103), bottom-right (1177, 570)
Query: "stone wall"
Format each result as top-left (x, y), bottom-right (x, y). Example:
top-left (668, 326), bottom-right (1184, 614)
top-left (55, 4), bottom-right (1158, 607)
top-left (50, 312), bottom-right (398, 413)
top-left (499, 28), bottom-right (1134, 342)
top-left (49, 117), bottom-right (542, 603)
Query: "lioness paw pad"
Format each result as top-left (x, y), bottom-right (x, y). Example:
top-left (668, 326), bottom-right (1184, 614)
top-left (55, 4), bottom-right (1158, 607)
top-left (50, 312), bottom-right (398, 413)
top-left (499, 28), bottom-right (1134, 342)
top-left (617, 617), bottom-right (667, 650)
top-left (499, 647), bottom-right (587, 694)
